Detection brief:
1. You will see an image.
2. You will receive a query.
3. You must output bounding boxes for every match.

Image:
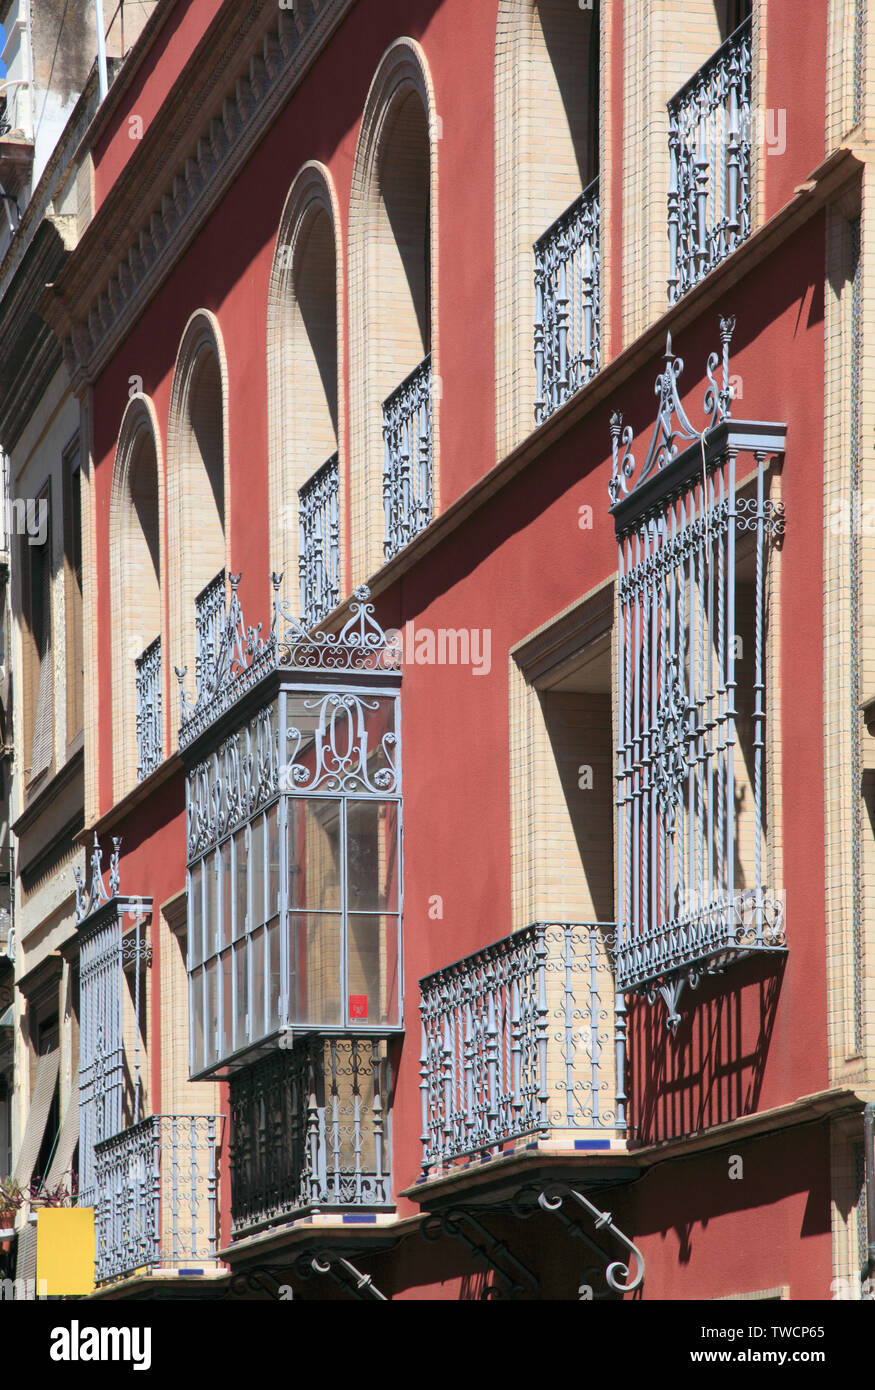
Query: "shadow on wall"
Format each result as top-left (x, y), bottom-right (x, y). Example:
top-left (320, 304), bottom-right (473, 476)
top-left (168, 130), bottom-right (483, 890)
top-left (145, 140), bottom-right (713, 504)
top-left (629, 956), bottom-right (785, 1146)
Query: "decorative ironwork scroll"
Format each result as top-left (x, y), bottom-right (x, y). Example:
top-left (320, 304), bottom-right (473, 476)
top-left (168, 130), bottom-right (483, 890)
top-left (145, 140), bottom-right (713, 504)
top-left (74, 833), bottom-right (121, 924)
top-left (177, 579), bottom-right (400, 748)
top-left (536, 1182), bottom-right (645, 1293)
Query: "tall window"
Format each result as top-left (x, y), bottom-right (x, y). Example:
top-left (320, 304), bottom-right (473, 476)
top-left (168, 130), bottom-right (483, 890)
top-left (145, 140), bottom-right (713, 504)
top-left (350, 42), bottom-right (436, 579)
top-left (22, 483), bottom-right (52, 785)
top-left (63, 436), bottom-right (83, 749)
top-left (496, 0), bottom-right (600, 444)
top-left (111, 400), bottom-right (163, 794)
top-left (168, 314), bottom-right (227, 738)
top-left (268, 166), bottom-right (342, 626)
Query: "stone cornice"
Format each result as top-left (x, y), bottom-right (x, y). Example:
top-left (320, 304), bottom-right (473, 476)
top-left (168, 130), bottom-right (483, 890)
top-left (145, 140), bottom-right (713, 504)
top-left (42, 0), bottom-right (357, 390)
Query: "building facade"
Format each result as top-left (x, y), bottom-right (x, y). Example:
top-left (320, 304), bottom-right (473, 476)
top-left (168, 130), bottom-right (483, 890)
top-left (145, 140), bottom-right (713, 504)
top-left (1, 0), bottom-right (873, 1300)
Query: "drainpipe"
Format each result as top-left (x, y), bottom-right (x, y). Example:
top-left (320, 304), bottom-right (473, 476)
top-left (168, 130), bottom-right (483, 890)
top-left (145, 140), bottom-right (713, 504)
top-left (865, 1104), bottom-right (875, 1277)
top-left (94, 0), bottom-right (108, 102)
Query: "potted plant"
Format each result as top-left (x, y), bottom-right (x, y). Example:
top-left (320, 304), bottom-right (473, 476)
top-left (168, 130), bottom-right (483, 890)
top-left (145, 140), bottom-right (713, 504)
top-left (0, 1176), bottom-right (24, 1246)
top-left (28, 1175), bottom-right (75, 1210)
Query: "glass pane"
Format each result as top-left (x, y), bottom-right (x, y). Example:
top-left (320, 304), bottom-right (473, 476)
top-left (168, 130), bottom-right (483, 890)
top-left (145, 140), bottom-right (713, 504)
top-left (347, 802), bottom-right (399, 911)
top-left (251, 816), bottom-right (265, 928)
top-left (288, 914), bottom-right (342, 1027)
top-left (234, 942), bottom-right (248, 1049)
top-left (189, 864), bottom-right (202, 967)
top-left (191, 969), bottom-right (204, 1073)
top-left (251, 927), bottom-right (265, 1041)
top-left (267, 804), bottom-right (280, 918)
top-left (204, 959), bottom-right (218, 1066)
top-left (221, 949), bottom-right (233, 1058)
top-left (220, 839), bottom-right (232, 949)
top-left (287, 798), bottom-right (341, 910)
top-left (234, 828), bottom-right (248, 939)
top-left (347, 914), bottom-right (400, 1027)
top-left (267, 916), bottom-right (281, 1032)
top-left (205, 853), bottom-right (218, 959)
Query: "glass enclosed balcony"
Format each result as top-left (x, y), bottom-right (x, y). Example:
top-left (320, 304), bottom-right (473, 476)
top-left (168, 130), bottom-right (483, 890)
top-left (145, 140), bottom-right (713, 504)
top-left (178, 579), bottom-right (403, 1080)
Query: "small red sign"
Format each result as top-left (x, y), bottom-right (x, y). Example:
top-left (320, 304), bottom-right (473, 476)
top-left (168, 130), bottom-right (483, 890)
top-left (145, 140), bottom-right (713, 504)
top-left (349, 995), bottom-right (368, 1020)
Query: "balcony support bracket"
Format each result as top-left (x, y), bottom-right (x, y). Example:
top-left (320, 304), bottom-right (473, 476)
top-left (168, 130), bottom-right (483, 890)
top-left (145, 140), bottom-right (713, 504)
top-left (645, 962), bottom-right (725, 1033)
top-left (535, 1181), bottom-right (644, 1293)
top-left (293, 1251), bottom-right (388, 1301)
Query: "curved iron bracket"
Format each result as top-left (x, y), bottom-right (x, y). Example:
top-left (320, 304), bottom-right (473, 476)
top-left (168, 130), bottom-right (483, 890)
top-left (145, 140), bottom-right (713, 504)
top-left (536, 1182), bottom-right (644, 1293)
top-left (293, 1251), bottom-right (388, 1302)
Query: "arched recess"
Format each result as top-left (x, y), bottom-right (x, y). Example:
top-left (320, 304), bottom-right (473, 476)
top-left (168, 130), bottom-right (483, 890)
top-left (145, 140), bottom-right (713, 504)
top-left (495, 0), bottom-right (600, 454)
top-left (349, 38), bottom-right (439, 583)
top-left (166, 310), bottom-right (229, 744)
top-left (109, 395), bottom-right (165, 800)
top-left (267, 162), bottom-right (344, 618)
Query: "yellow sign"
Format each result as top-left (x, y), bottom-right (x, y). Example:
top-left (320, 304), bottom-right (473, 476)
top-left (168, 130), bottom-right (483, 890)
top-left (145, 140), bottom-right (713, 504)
top-left (36, 1208), bottom-right (95, 1296)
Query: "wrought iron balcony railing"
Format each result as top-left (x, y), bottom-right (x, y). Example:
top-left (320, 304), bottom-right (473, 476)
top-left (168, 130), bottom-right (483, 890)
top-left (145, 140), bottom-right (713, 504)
top-left (93, 1113), bottom-right (222, 1284)
top-left (194, 570), bottom-right (226, 697)
top-left (298, 451), bottom-right (340, 628)
top-left (534, 179), bottom-right (600, 424)
top-left (135, 636), bottom-right (162, 781)
top-left (418, 921), bottom-right (624, 1177)
top-left (228, 1037), bottom-right (392, 1236)
top-left (667, 17), bottom-right (751, 301)
top-left (382, 355), bottom-right (433, 561)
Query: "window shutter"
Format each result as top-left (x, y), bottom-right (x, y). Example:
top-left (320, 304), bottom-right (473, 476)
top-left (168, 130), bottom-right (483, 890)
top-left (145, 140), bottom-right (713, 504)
top-left (13, 1048), bottom-right (60, 1186)
top-left (44, 1087), bottom-right (79, 1190)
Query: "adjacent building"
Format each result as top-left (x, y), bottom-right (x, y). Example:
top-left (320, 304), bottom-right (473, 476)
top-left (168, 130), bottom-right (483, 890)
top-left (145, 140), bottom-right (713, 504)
top-left (1, 0), bottom-right (872, 1300)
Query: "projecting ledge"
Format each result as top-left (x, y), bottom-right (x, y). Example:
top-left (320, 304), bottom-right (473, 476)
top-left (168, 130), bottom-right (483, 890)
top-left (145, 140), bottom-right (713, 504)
top-left (219, 1213), bottom-right (422, 1269)
top-left (401, 1150), bottom-right (643, 1213)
